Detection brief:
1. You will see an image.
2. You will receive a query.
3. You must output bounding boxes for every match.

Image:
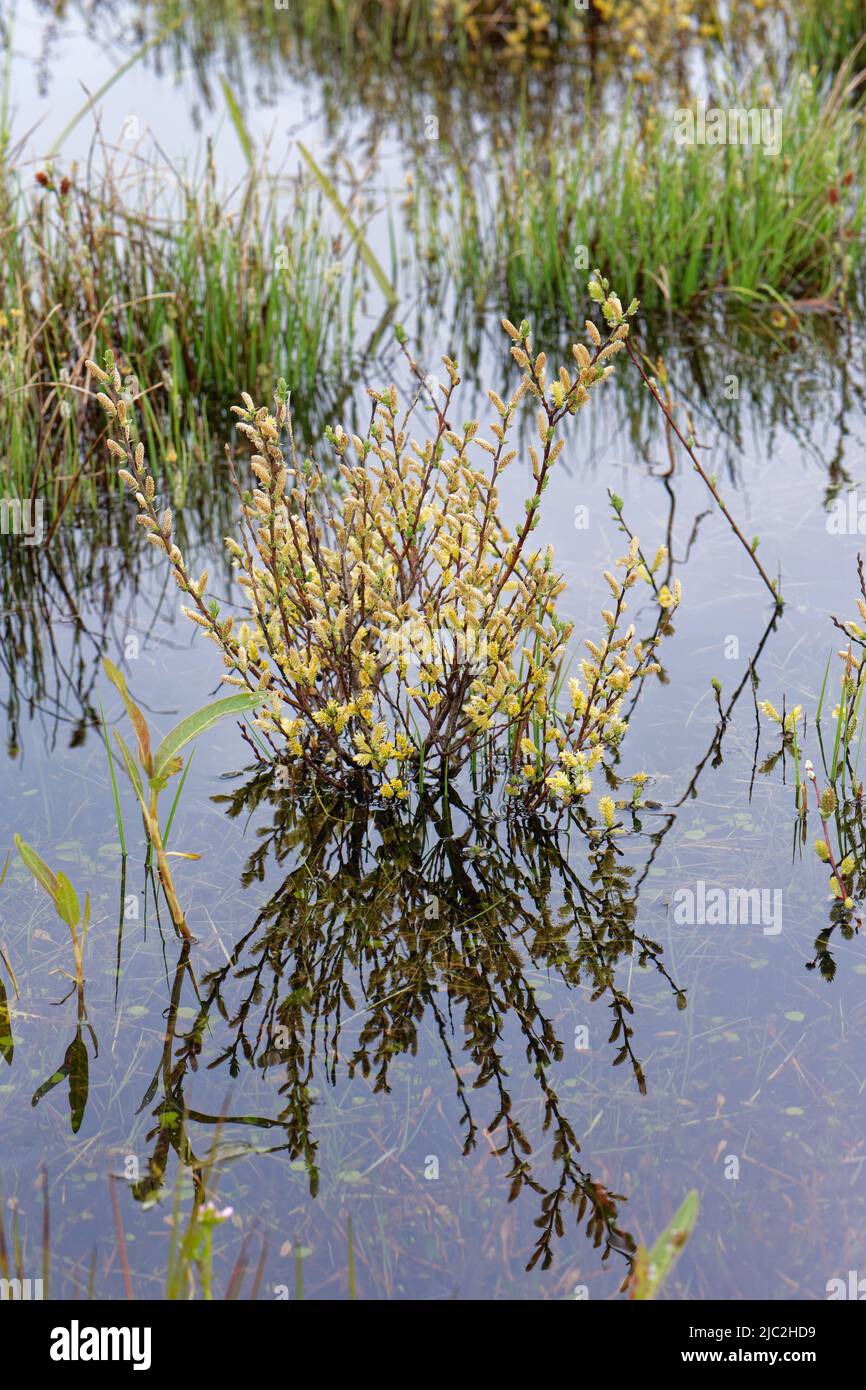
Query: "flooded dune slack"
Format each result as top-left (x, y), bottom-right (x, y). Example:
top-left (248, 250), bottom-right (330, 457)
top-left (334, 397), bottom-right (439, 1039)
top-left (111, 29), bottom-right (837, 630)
top-left (1, 0), bottom-right (866, 1314)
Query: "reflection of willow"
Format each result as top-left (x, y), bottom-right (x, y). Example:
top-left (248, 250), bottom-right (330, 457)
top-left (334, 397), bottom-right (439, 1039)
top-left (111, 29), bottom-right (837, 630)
top-left (803, 788), bottom-right (865, 982)
top-left (29, 1), bottom-right (779, 152)
top-left (135, 778), bottom-right (684, 1274)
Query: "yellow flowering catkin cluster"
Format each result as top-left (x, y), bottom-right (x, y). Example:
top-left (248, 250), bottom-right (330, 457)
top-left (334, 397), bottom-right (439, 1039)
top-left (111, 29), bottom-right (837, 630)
top-left (91, 276), bottom-right (679, 806)
top-left (532, 537), bottom-right (678, 813)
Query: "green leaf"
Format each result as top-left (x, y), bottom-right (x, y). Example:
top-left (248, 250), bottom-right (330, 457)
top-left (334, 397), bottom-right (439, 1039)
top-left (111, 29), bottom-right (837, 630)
top-left (151, 692), bottom-right (264, 787)
top-left (631, 1189), bottom-right (699, 1300)
top-left (14, 834), bottom-right (59, 906)
top-left (113, 731), bottom-right (148, 811)
top-left (103, 659), bottom-right (153, 774)
top-left (79, 893), bottom-right (91, 947)
top-left (55, 872), bottom-right (80, 931)
top-left (220, 75), bottom-right (254, 166)
top-left (32, 1030), bottom-right (91, 1134)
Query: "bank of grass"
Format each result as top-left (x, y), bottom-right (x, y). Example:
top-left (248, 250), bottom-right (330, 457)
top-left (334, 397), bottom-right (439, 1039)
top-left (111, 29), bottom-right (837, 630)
top-left (410, 61), bottom-right (866, 317)
top-left (0, 154), bottom-right (368, 512)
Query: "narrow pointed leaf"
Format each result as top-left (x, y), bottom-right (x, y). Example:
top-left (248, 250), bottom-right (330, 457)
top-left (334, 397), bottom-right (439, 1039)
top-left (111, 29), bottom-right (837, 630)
top-left (151, 692), bottom-right (264, 786)
top-left (103, 658), bottom-right (153, 774)
top-left (14, 834), bottom-right (59, 905)
top-left (80, 893), bottom-right (91, 947)
top-left (298, 143), bottom-right (397, 306)
top-left (32, 1065), bottom-right (69, 1109)
top-left (630, 1189), bottom-right (699, 1299)
top-left (113, 731), bottom-right (147, 810)
top-left (220, 75), bottom-right (254, 166)
top-left (55, 872), bottom-right (80, 932)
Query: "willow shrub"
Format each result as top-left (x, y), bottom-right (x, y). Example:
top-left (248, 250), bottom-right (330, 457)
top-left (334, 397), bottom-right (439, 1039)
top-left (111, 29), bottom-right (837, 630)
top-left (91, 272), bottom-right (679, 810)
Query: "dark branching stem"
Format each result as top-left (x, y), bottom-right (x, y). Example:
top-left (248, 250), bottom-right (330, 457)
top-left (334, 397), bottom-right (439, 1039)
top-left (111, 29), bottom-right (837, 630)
top-left (624, 336), bottom-right (782, 611)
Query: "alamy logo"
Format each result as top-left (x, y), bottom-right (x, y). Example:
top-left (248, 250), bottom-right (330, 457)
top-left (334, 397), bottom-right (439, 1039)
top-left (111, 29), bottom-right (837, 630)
top-left (826, 492), bottom-right (866, 535)
top-left (826, 1270), bottom-right (866, 1299)
top-left (672, 880), bottom-right (782, 936)
top-left (0, 1277), bottom-right (43, 1300)
top-left (0, 497), bottom-right (43, 545)
top-left (49, 1321), bottom-right (152, 1371)
top-left (673, 101), bottom-right (782, 156)
top-left (381, 619), bottom-right (487, 676)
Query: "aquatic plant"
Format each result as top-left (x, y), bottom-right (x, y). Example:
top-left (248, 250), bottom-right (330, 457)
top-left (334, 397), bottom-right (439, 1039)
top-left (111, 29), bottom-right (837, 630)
top-left (628, 1188), bottom-right (699, 1299)
top-left (94, 276), bottom-right (680, 805)
top-left (285, 0), bottom-right (581, 59)
top-left (0, 153), bottom-right (366, 511)
top-left (796, 2), bottom-right (866, 78)
top-left (14, 835), bottom-right (91, 986)
top-left (180, 0), bottom-right (738, 74)
top-left (12, 837), bottom-right (97, 1130)
top-left (409, 58), bottom-right (866, 315)
top-left (758, 555), bottom-right (866, 962)
top-left (593, 0), bottom-right (717, 78)
top-left (166, 1197), bottom-right (237, 1301)
top-left (101, 658), bottom-right (263, 938)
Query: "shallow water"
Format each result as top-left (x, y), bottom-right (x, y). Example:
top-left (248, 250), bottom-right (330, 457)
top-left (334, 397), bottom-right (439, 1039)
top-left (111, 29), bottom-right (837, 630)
top-left (2, 0), bottom-right (866, 1301)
